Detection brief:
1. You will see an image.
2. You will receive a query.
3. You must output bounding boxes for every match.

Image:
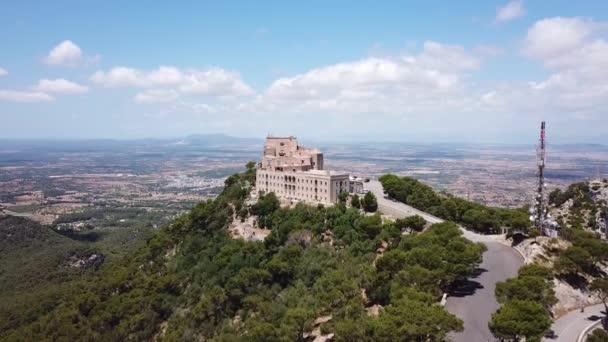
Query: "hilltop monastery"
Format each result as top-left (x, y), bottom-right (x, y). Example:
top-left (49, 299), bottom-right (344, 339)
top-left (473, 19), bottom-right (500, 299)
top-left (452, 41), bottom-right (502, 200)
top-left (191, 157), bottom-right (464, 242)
top-left (256, 136), bottom-right (359, 204)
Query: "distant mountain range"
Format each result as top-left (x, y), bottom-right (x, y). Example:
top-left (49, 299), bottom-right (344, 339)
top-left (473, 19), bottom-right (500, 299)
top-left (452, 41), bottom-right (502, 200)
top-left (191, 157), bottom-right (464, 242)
top-left (1, 135), bottom-right (606, 150)
top-left (181, 133), bottom-right (261, 146)
top-left (0, 134), bottom-right (263, 152)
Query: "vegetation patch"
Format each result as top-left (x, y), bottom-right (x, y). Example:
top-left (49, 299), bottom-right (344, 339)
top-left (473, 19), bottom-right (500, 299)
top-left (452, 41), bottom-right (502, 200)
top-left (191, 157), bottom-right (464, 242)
top-left (379, 174), bottom-right (531, 234)
top-left (1, 167), bottom-right (486, 341)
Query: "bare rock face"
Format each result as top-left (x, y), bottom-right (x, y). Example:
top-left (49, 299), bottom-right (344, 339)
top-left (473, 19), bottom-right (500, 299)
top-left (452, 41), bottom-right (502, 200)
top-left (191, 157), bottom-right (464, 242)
top-left (67, 253), bottom-right (105, 270)
top-left (553, 279), bottom-right (602, 317)
top-left (286, 229), bottom-right (313, 247)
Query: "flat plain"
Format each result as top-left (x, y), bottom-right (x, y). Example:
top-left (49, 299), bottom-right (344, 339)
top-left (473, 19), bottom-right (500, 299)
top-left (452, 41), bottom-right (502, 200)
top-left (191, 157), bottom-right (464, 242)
top-left (1, 136), bottom-right (606, 229)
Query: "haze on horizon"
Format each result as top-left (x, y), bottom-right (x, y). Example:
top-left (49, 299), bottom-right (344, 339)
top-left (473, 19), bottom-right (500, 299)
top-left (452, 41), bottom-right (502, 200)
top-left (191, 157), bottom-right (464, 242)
top-left (1, 1), bottom-right (608, 144)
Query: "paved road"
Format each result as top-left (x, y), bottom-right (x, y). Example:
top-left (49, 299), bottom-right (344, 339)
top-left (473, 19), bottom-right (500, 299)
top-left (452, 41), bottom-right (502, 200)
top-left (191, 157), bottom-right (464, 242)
top-left (544, 304), bottom-right (605, 342)
top-left (445, 241), bottom-right (523, 342)
top-left (366, 180), bottom-right (524, 342)
top-left (366, 180), bottom-right (443, 224)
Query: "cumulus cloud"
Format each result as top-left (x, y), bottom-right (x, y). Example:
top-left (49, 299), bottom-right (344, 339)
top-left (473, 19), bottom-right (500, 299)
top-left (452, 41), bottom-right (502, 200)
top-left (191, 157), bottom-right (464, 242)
top-left (0, 79), bottom-right (87, 103)
top-left (26, 28), bottom-right (603, 141)
top-left (0, 67), bottom-right (7, 76)
top-left (240, 32), bottom-right (608, 140)
top-left (44, 40), bottom-right (82, 66)
top-left (264, 41), bottom-right (479, 111)
top-left (496, 0), bottom-right (525, 23)
top-left (134, 89), bottom-right (179, 104)
top-left (91, 66), bottom-right (181, 87)
top-left (522, 17), bottom-right (608, 81)
top-left (91, 66), bottom-right (253, 99)
top-left (523, 17), bottom-right (596, 60)
top-left (44, 40), bottom-right (99, 66)
top-left (179, 68), bottom-right (254, 96)
top-left (471, 16), bottom-right (608, 126)
top-left (34, 79), bottom-right (89, 94)
top-left (0, 90), bottom-right (54, 102)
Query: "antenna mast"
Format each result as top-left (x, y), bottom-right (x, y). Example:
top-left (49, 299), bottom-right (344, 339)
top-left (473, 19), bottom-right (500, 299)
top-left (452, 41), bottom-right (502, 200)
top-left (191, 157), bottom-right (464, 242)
top-left (530, 121), bottom-right (558, 236)
top-left (535, 121), bottom-right (547, 231)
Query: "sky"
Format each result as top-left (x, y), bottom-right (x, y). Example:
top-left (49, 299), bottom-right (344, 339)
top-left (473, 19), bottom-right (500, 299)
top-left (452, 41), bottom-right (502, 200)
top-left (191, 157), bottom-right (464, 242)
top-left (1, 0), bottom-right (608, 144)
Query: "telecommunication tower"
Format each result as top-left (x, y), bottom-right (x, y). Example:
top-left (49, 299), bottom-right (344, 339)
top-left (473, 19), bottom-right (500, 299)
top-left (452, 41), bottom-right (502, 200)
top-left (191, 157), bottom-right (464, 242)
top-left (530, 121), bottom-right (559, 236)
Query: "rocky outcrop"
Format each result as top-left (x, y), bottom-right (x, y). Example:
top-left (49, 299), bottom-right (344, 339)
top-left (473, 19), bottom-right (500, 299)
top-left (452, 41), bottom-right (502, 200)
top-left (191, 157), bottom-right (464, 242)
top-left (67, 253), bottom-right (105, 270)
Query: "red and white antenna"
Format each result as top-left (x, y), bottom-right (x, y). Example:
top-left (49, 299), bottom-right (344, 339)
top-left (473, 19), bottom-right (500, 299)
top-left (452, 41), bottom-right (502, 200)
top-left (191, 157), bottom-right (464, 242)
top-left (530, 121), bottom-right (558, 236)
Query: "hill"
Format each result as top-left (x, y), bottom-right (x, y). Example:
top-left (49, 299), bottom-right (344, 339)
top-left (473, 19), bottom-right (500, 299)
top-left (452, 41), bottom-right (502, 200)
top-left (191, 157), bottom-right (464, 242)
top-left (0, 215), bottom-right (153, 335)
top-left (1, 166), bottom-right (485, 341)
top-left (506, 179), bottom-right (608, 316)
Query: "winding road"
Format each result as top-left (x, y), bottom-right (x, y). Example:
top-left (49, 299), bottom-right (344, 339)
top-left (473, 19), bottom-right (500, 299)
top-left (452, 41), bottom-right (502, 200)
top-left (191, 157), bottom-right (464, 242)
top-left (544, 304), bottom-right (605, 342)
top-left (366, 180), bottom-right (525, 342)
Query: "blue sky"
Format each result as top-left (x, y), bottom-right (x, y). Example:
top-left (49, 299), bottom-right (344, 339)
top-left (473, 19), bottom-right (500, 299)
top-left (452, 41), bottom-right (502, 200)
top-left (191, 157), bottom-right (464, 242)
top-left (1, 1), bottom-right (608, 143)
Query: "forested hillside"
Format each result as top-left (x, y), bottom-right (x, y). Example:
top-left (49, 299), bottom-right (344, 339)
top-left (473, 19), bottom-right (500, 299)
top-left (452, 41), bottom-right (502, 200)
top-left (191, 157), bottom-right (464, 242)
top-left (1, 166), bottom-right (485, 341)
top-left (0, 215), bottom-right (152, 337)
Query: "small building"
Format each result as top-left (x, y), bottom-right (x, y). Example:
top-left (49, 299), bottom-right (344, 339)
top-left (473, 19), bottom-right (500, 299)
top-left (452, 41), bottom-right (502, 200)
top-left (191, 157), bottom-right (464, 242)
top-left (256, 136), bottom-right (349, 204)
top-left (349, 176), bottom-right (364, 194)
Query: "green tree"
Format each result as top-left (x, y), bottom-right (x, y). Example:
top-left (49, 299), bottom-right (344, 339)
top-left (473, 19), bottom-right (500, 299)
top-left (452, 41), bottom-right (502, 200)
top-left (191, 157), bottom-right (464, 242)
top-left (338, 191), bottom-right (349, 204)
top-left (243, 319), bottom-right (280, 342)
top-left (587, 328), bottom-right (608, 342)
top-left (517, 264), bottom-right (553, 280)
top-left (351, 194), bottom-right (361, 209)
top-left (590, 279), bottom-right (608, 313)
top-left (362, 192), bottom-right (378, 213)
top-left (375, 249), bottom-right (409, 277)
top-left (357, 214), bottom-right (383, 239)
top-left (394, 215), bottom-right (426, 234)
top-left (495, 276), bottom-right (557, 307)
top-left (391, 266), bottom-right (442, 297)
top-left (333, 318), bottom-right (371, 342)
top-left (251, 192), bottom-right (280, 227)
top-left (489, 300), bottom-right (551, 342)
top-left (193, 286), bottom-right (227, 325)
top-left (555, 246), bottom-right (593, 275)
top-left (371, 298), bottom-right (463, 341)
top-left (285, 307), bottom-right (315, 342)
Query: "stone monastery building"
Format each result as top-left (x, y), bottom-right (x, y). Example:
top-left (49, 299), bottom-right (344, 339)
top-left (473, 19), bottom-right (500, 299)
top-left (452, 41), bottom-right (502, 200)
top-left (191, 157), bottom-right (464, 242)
top-left (256, 136), bottom-right (350, 204)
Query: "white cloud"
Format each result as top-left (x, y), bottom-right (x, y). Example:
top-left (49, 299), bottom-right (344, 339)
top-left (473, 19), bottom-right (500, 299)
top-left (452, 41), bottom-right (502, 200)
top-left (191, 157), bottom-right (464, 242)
top-left (44, 40), bottom-right (83, 66)
top-left (472, 16), bottom-right (608, 127)
top-left (0, 78), bottom-right (87, 104)
top-left (179, 68), bottom-right (253, 96)
top-left (34, 79), bottom-right (89, 94)
top-left (0, 68), bottom-right (7, 76)
top-left (134, 89), bottom-right (179, 104)
top-left (91, 66), bottom-right (253, 99)
top-left (481, 91), bottom-right (497, 104)
top-left (23, 29), bottom-right (603, 141)
top-left (523, 17), bottom-right (608, 81)
top-left (523, 17), bottom-right (596, 60)
top-left (91, 67), bottom-right (147, 87)
top-left (233, 32), bottom-right (608, 140)
top-left (496, 0), bottom-right (525, 23)
top-left (265, 41), bottom-right (479, 105)
top-left (91, 66), bottom-right (183, 88)
top-left (0, 90), bottom-right (54, 102)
